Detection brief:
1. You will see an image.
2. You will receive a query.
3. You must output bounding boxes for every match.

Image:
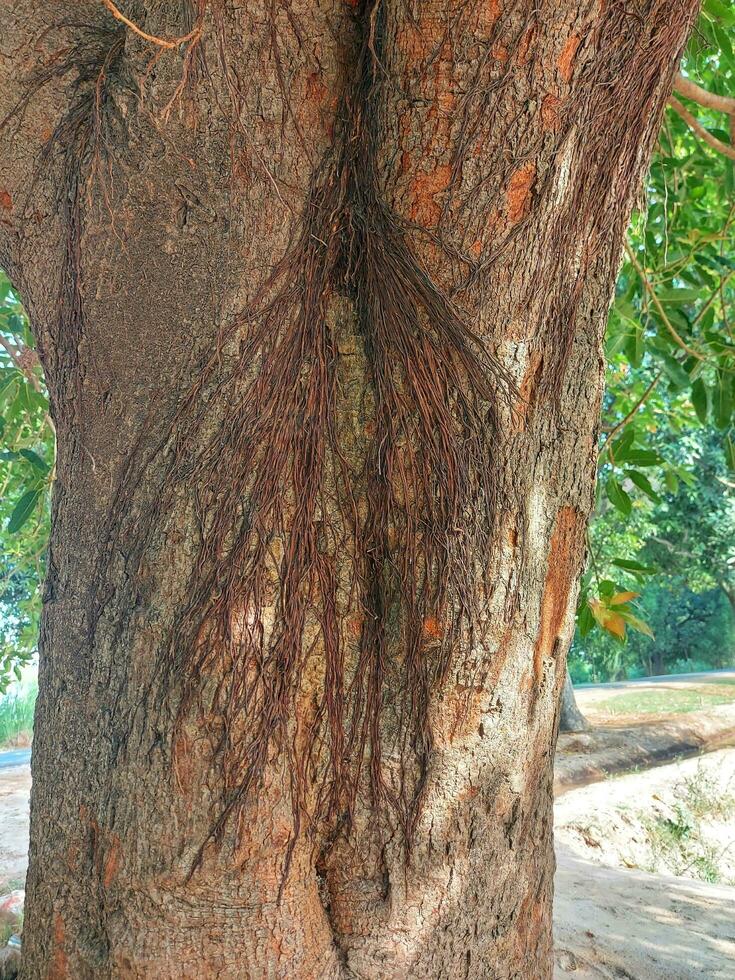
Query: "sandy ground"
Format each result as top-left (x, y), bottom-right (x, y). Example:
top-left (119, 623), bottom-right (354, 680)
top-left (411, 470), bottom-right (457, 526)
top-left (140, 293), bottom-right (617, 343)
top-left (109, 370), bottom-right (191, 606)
top-left (554, 844), bottom-right (735, 979)
top-left (0, 767), bottom-right (28, 893)
top-left (555, 749), bottom-right (735, 879)
top-left (554, 748), bottom-right (735, 979)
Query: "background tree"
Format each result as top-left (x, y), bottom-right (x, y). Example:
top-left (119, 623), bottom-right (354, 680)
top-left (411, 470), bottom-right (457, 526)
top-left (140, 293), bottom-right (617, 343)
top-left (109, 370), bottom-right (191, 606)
top-left (0, 2), bottom-right (704, 977)
top-left (0, 268), bottom-right (51, 689)
top-left (571, 6), bottom-right (735, 682)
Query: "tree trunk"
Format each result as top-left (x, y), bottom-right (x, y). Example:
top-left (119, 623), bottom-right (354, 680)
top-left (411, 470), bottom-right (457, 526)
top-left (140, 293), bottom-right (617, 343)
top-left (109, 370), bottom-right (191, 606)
top-left (559, 667), bottom-right (589, 733)
top-left (652, 648), bottom-right (666, 677)
top-left (720, 582), bottom-right (735, 620)
top-left (0, 2), bottom-right (697, 977)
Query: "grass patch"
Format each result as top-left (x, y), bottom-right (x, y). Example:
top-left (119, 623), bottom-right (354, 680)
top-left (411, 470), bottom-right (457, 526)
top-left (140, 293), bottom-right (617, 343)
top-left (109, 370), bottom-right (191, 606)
top-left (0, 684), bottom-right (36, 749)
top-left (642, 766), bottom-right (735, 884)
top-left (594, 684), bottom-right (735, 718)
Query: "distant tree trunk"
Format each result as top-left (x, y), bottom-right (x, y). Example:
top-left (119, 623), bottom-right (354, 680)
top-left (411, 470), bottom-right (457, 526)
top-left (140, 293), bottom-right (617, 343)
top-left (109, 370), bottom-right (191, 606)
top-left (718, 583), bottom-right (735, 668)
top-left (0, 2), bottom-right (697, 977)
top-left (721, 583), bottom-right (735, 620)
top-left (559, 668), bottom-right (589, 733)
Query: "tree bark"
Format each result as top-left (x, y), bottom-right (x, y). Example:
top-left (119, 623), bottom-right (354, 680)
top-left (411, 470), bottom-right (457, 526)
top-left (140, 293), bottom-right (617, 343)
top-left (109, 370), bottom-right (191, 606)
top-left (0, 1), bottom-right (698, 977)
top-left (559, 667), bottom-right (589, 733)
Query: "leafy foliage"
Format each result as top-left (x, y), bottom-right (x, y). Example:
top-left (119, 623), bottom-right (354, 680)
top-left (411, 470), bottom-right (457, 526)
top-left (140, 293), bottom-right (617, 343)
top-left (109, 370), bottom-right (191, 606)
top-left (576, 8), bottom-right (735, 657)
top-left (0, 269), bottom-right (53, 691)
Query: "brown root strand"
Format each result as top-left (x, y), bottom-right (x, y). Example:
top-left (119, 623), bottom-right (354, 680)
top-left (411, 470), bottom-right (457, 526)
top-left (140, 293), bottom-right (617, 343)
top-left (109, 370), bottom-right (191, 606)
top-left (151, 0), bottom-right (515, 873)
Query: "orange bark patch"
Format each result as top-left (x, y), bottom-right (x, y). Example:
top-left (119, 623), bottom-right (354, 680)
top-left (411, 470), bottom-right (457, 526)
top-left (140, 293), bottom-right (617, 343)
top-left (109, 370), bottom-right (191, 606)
top-left (301, 71), bottom-right (331, 134)
top-left (517, 882), bottom-right (548, 955)
top-left (347, 614), bottom-right (363, 638)
top-left (517, 23), bottom-right (536, 65)
top-left (514, 351), bottom-right (544, 430)
top-left (422, 615), bottom-right (443, 641)
top-left (434, 88), bottom-right (456, 117)
top-left (491, 43), bottom-right (508, 63)
top-left (470, 239), bottom-right (483, 257)
top-left (398, 11), bottom-right (446, 63)
top-left (533, 506), bottom-right (583, 683)
top-left (305, 71), bottom-right (327, 105)
top-left (505, 162), bottom-right (536, 223)
top-left (103, 834), bottom-right (122, 888)
top-left (540, 93), bottom-right (562, 131)
top-left (477, 0), bottom-right (502, 33)
top-left (48, 912), bottom-right (68, 979)
top-left (558, 34), bottom-right (581, 82)
top-left (410, 163), bottom-right (452, 227)
top-left (0, 191), bottom-right (11, 211)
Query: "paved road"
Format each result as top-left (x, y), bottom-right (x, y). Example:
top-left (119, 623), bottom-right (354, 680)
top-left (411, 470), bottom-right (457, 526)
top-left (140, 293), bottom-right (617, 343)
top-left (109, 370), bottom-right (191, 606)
top-left (0, 749), bottom-right (31, 771)
top-left (576, 667), bottom-right (735, 691)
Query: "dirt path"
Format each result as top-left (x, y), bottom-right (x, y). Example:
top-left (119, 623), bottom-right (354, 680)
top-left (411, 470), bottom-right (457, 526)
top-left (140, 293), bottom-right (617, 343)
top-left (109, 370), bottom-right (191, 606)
top-left (554, 844), bottom-right (735, 979)
top-left (554, 748), bottom-right (735, 978)
top-left (556, 702), bottom-right (735, 793)
top-left (0, 767), bottom-right (28, 893)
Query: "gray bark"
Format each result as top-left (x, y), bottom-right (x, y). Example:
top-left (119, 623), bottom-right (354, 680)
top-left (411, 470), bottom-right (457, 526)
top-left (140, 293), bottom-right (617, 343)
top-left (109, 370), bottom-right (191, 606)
top-left (559, 667), bottom-right (590, 733)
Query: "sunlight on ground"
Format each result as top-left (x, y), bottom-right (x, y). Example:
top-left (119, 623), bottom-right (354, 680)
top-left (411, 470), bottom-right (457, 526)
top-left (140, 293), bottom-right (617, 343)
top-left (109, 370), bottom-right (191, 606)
top-left (593, 684), bottom-right (735, 718)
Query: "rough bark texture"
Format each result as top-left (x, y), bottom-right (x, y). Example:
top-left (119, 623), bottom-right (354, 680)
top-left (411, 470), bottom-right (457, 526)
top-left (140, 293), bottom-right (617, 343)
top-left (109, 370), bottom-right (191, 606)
top-left (559, 668), bottom-right (589, 733)
top-left (0, 1), bottom-right (698, 977)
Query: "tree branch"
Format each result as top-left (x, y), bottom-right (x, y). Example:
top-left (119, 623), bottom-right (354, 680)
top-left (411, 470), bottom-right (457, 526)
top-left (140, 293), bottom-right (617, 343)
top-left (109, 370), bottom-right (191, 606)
top-left (0, 335), bottom-right (41, 392)
top-left (624, 242), bottom-right (705, 361)
top-left (601, 371), bottom-right (661, 455)
top-left (668, 95), bottom-right (735, 162)
top-left (674, 73), bottom-right (735, 116)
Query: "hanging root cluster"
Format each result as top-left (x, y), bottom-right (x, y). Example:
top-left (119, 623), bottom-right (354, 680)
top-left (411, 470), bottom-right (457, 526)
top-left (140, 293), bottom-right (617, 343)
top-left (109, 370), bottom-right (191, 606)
top-left (157, 0), bottom-right (514, 870)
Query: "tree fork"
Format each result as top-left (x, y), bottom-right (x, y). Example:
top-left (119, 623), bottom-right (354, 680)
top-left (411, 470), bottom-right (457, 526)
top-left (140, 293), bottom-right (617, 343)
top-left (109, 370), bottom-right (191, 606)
top-left (0, 1), bottom-right (699, 977)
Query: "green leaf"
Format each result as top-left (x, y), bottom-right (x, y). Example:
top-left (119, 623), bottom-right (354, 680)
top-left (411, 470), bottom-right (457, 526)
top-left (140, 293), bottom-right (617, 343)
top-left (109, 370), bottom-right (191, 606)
top-left (0, 372), bottom-right (20, 398)
top-left (19, 448), bottom-right (49, 473)
top-left (612, 558), bottom-right (656, 574)
top-left (626, 469), bottom-right (661, 503)
top-left (656, 287), bottom-right (702, 303)
top-left (577, 602), bottom-right (595, 639)
top-left (691, 378), bottom-right (709, 424)
top-left (623, 322), bottom-right (645, 368)
top-left (7, 487), bottom-right (42, 533)
top-left (624, 449), bottom-right (663, 467)
top-left (660, 353), bottom-right (691, 390)
top-left (714, 373), bottom-right (733, 430)
top-left (724, 433), bottom-right (735, 473)
top-left (664, 470), bottom-right (679, 494)
top-left (605, 477), bottom-right (632, 516)
top-left (610, 427), bottom-right (636, 463)
top-left (675, 466), bottom-right (697, 488)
